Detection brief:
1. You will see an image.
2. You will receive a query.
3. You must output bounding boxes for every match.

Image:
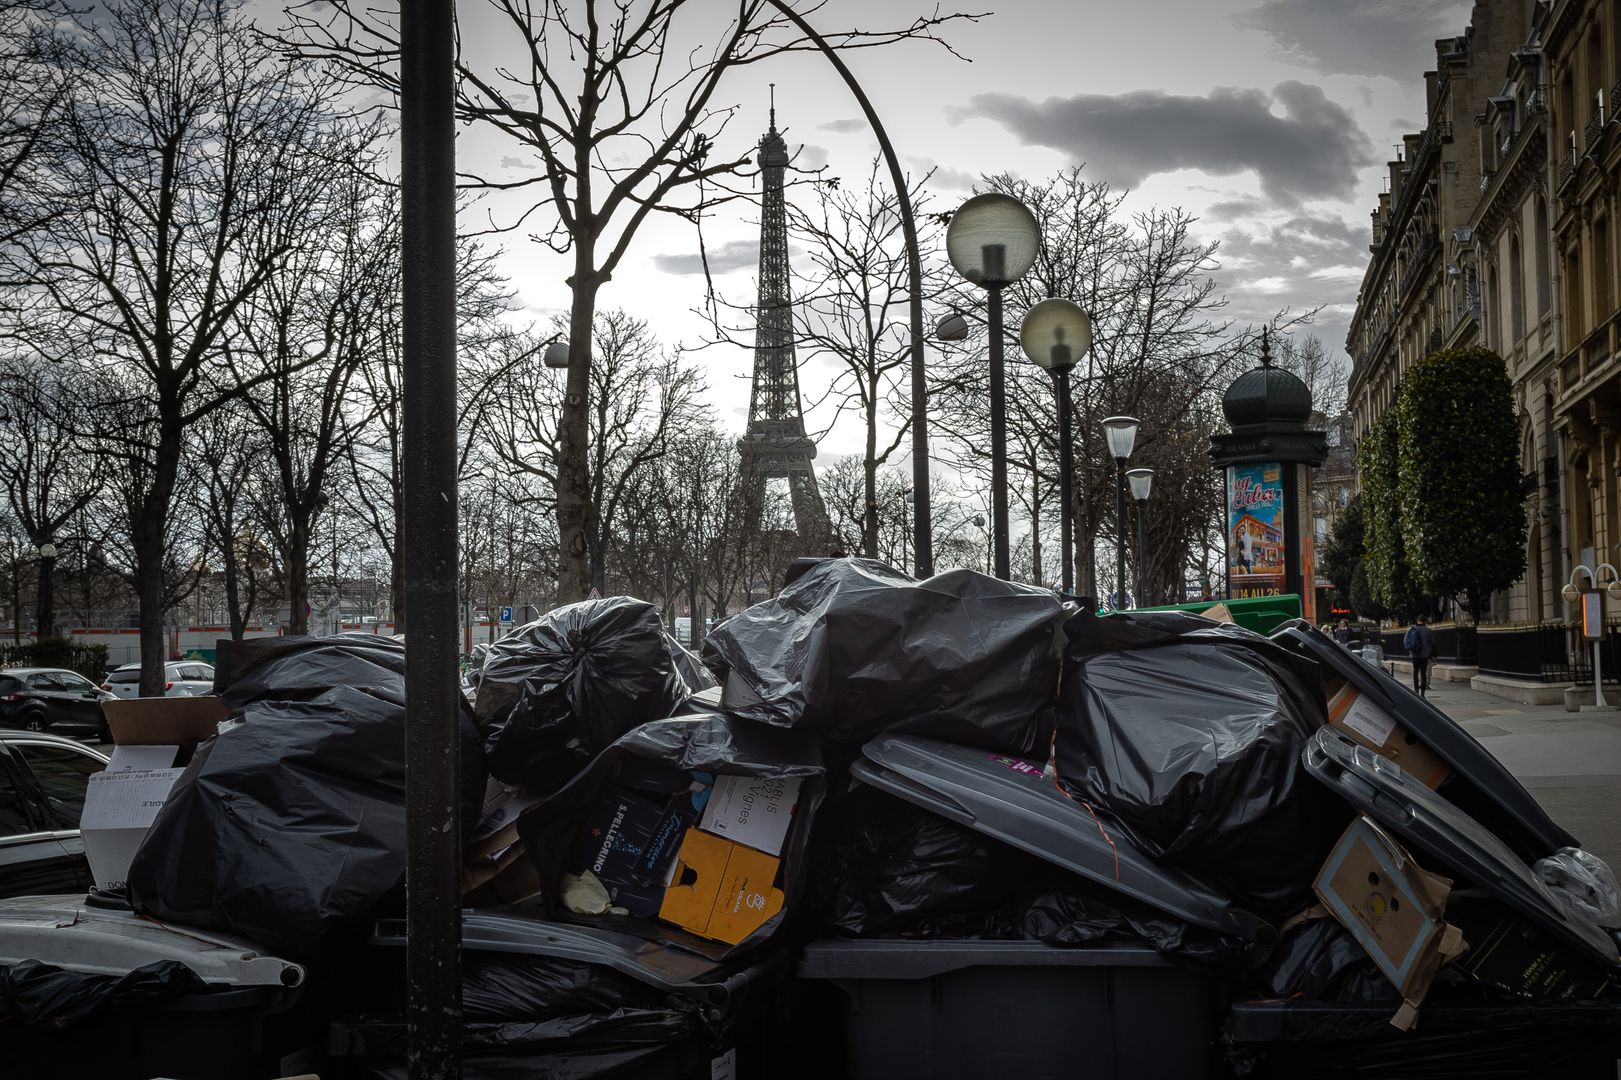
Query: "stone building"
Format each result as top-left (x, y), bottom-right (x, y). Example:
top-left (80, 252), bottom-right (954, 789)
top-left (1346, 0), bottom-right (1621, 637)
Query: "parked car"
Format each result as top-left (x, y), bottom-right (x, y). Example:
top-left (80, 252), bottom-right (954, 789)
top-left (0, 730), bottom-right (107, 898)
top-left (0, 668), bottom-right (116, 739)
top-left (100, 660), bottom-right (215, 699)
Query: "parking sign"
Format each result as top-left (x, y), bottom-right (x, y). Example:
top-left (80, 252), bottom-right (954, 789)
top-left (500, 606), bottom-right (513, 623)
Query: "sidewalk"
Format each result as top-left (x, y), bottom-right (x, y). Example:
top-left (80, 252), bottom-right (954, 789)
top-left (1422, 677), bottom-right (1621, 872)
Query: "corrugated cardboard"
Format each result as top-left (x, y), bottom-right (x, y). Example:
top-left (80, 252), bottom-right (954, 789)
top-left (1326, 681), bottom-right (1450, 789)
top-left (659, 828), bottom-right (783, 945)
top-left (1314, 816), bottom-right (1467, 1029)
top-left (82, 696), bottom-right (227, 891)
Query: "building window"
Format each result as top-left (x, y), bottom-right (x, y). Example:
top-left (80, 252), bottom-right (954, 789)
top-left (1488, 266), bottom-right (1501, 347)
top-left (1535, 198), bottom-right (1551, 316)
top-left (1510, 235), bottom-right (1525, 343)
top-left (1568, 248), bottom-right (1584, 337)
top-left (1597, 219), bottom-right (1613, 318)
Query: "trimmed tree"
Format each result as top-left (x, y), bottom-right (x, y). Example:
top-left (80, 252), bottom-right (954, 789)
top-left (1396, 346), bottom-right (1526, 622)
top-left (1358, 409), bottom-right (1422, 617)
top-left (1320, 493), bottom-right (1363, 608)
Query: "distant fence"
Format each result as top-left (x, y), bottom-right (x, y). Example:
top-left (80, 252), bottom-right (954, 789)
top-left (1378, 622), bottom-right (1476, 664)
top-left (0, 639), bottom-right (111, 682)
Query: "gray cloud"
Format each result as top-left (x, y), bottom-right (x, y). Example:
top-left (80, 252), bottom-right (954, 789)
top-left (1222, 214), bottom-right (1369, 272)
top-left (1232, 0), bottom-right (1471, 83)
top-left (794, 143), bottom-right (830, 171)
top-left (906, 157), bottom-right (979, 192)
top-left (1206, 196), bottom-right (1267, 221)
top-left (652, 239), bottom-right (758, 276)
top-left (500, 156), bottom-right (536, 171)
top-left (954, 82), bottom-right (1375, 203)
top-left (818, 118), bottom-right (866, 134)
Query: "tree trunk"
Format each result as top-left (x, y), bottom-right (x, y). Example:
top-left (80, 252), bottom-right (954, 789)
top-left (223, 543), bottom-right (244, 640)
top-left (863, 386), bottom-right (879, 558)
top-left (390, 501), bottom-right (406, 632)
top-left (555, 274), bottom-right (601, 602)
top-left (34, 551), bottom-right (53, 638)
top-left (134, 416), bottom-right (182, 697)
top-left (285, 516), bottom-right (310, 635)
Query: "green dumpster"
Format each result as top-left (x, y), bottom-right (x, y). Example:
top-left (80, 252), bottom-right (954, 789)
top-left (1132, 594), bottom-right (1303, 636)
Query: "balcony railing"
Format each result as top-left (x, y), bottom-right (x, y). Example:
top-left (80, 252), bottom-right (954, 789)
top-left (1559, 146), bottom-right (1577, 188)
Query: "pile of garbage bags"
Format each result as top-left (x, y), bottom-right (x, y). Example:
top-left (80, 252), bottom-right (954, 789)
top-left (6, 556), bottom-right (1620, 1079)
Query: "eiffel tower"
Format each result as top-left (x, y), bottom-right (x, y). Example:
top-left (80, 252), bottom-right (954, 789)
top-left (738, 93), bottom-right (830, 550)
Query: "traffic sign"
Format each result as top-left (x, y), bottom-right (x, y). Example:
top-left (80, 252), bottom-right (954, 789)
top-left (500, 606), bottom-right (513, 623)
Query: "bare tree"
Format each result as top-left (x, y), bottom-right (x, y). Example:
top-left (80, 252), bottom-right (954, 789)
top-left (0, 352), bottom-right (104, 633)
top-left (3, 0), bottom-right (363, 693)
top-left (287, 0), bottom-right (979, 602)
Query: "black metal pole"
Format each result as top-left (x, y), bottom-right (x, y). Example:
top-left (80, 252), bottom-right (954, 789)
top-left (1135, 498), bottom-right (1147, 607)
top-left (1056, 371), bottom-right (1074, 595)
top-left (1114, 457), bottom-right (1127, 608)
top-left (988, 285), bottom-right (1010, 579)
top-left (760, 1), bottom-right (930, 576)
top-left (401, 0), bottom-right (461, 1076)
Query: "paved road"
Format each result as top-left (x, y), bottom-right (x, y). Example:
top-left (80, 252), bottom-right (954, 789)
top-left (1423, 679), bottom-right (1621, 873)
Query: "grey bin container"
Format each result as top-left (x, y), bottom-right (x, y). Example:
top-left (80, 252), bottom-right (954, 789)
top-left (796, 939), bottom-right (1219, 1080)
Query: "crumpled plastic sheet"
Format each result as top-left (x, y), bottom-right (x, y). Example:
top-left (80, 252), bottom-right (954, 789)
top-left (1534, 847), bottom-right (1621, 928)
top-left (1056, 609), bottom-right (1344, 919)
top-left (475, 597), bottom-right (714, 791)
top-left (1246, 918), bottom-right (1395, 1003)
top-left (702, 559), bottom-right (1063, 754)
top-left (0, 959), bottom-right (205, 1029)
top-left (128, 634), bottom-right (487, 948)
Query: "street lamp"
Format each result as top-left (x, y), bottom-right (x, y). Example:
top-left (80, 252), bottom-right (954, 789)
top-left (972, 513), bottom-right (989, 575)
top-left (1021, 299), bottom-right (1092, 595)
top-left (1563, 562), bottom-right (1621, 707)
top-left (1101, 416), bottom-right (1139, 610)
top-left (35, 539), bottom-right (56, 639)
top-left (947, 192), bottom-right (1039, 581)
top-left (1126, 468), bottom-right (1154, 608)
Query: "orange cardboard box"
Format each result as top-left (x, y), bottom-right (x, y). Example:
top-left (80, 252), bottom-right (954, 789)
top-left (659, 828), bottom-right (784, 945)
top-left (1326, 681), bottom-right (1450, 789)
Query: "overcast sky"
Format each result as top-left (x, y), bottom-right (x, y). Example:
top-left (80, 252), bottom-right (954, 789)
top-left (452, 0), bottom-right (1475, 458)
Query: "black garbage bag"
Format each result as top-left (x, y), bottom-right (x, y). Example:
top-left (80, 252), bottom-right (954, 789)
top-left (128, 634), bottom-right (487, 949)
top-left (703, 559), bottom-right (1063, 754)
top-left (514, 705), bottom-right (825, 960)
top-left (1247, 917), bottom-right (1394, 1002)
top-left (1055, 609), bottom-right (1345, 919)
top-left (0, 960), bottom-right (205, 1029)
top-left (814, 786), bottom-right (1030, 937)
top-left (475, 597), bottom-right (715, 791)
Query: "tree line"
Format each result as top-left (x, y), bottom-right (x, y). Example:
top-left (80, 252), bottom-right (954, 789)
top-left (0, 0), bottom-right (1341, 696)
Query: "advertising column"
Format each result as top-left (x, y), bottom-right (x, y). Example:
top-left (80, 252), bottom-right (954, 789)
top-left (1227, 462), bottom-right (1286, 600)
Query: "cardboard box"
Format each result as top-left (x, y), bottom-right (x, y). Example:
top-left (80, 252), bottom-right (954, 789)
top-left (566, 786), bottom-right (685, 917)
top-left (81, 696), bottom-right (227, 892)
top-left (1326, 682), bottom-right (1450, 789)
top-left (699, 774), bottom-right (800, 856)
top-left (659, 828), bottom-right (783, 945)
top-left (1451, 906), bottom-right (1617, 1000)
top-left (1313, 816), bottom-right (1466, 1028)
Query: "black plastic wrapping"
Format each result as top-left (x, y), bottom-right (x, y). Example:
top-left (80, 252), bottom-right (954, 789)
top-left (127, 634), bottom-right (487, 948)
top-left (814, 786), bottom-right (1029, 937)
top-left (474, 597), bottom-right (715, 791)
top-left (0, 960), bottom-right (205, 1029)
top-left (514, 704), bottom-right (825, 960)
top-left (1246, 918), bottom-right (1394, 1003)
top-left (1056, 610), bottom-right (1345, 919)
top-left (703, 559), bottom-right (1063, 754)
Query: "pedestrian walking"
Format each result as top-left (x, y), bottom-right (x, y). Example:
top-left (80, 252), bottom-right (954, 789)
top-left (1333, 619), bottom-right (1352, 645)
top-left (1404, 615), bottom-right (1436, 696)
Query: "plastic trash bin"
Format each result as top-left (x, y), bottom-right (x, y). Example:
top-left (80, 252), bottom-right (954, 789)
top-left (796, 939), bottom-right (1219, 1080)
top-left (0, 893), bottom-right (318, 1080)
top-left (332, 912), bottom-right (786, 1080)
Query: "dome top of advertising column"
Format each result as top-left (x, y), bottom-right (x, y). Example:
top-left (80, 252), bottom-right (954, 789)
top-left (1211, 328), bottom-right (1327, 467)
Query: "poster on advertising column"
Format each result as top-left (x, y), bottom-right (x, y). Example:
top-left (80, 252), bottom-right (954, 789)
top-left (1228, 462), bottom-right (1285, 598)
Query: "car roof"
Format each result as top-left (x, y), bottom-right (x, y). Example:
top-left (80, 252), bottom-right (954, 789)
top-left (0, 667), bottom-right (83, 676)
top-left (0, 729), bottom-right (110, 761)
top-left (113, 660), bottom-right (211, 672)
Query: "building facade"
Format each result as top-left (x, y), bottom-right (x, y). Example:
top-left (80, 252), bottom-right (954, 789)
top-left (1346, 0), bottom-right (1621, 629)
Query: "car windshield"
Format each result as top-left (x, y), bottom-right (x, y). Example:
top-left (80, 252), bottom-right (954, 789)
top-left (106, 670), bottom-right (140, 684)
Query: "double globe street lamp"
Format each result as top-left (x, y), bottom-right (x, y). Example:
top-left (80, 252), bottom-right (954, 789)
top-left (945, 193), bottom-right (1040, 580)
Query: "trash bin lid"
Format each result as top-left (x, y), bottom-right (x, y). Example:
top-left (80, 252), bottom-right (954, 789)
top-left (1272, 620), bottom-right (1576, 858)
top-left (369, 912), bottom-right (781, 1008)
top-left (0, 894), bottom-right (304, 988)
top-left (1302, 727), bottom-right (1620, 973)
top-left (854, 735), bottom-right (1272, 944)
